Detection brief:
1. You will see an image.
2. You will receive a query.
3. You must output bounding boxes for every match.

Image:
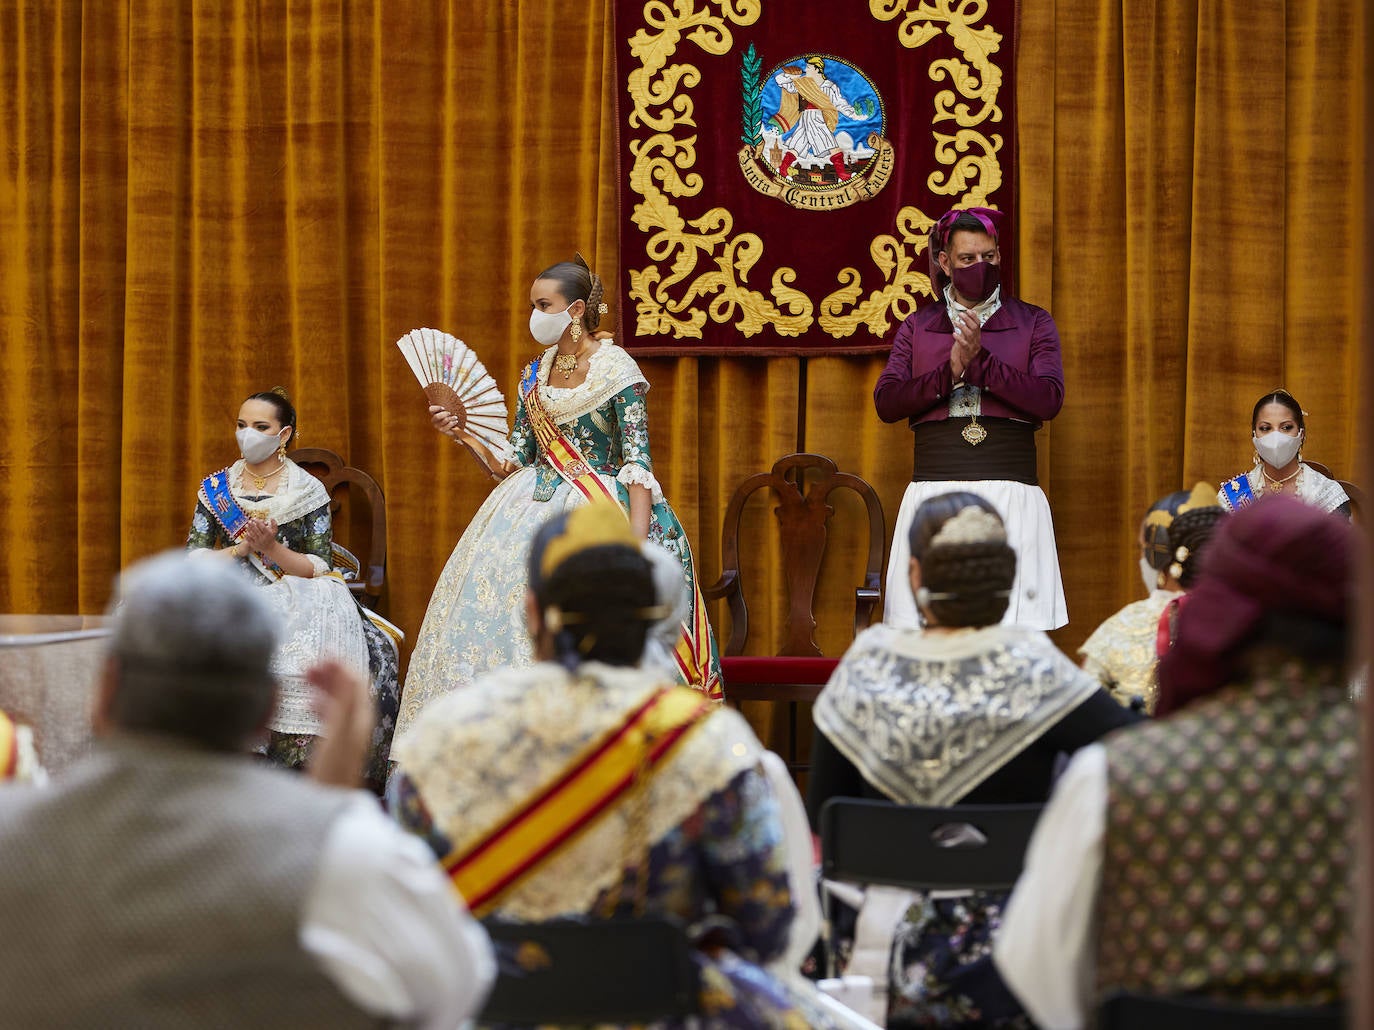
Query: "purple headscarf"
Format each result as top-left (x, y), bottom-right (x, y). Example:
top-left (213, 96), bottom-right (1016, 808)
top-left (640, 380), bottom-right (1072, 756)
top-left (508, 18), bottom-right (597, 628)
top-left (928, 206), bottom-right (1005, 296)
top-left (1155, 495), bottom-right (1355, 716)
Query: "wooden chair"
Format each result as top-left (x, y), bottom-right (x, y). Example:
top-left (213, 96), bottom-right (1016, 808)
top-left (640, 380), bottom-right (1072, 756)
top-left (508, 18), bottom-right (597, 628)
top-left (292, 447), bottom-right (387, 610)
top-left (479, 916), bottom-right (701, 1024)
top-left (819, 797), bottom-right (1044, 893)
top-left (1304, 460), bottom-right (1363, 521)
top-left (1098, 992), bottom-right (1344, 1029)
top-left (700, 453), bottom-right (886, 781)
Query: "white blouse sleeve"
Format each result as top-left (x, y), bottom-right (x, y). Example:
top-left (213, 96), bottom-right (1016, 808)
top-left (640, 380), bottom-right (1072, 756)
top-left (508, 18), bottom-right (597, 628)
top-left (994, 744), bottom-right (1108, 1030)
top-left (616, 462), bottom-right (665, 505)
top-left (300, 795), bottom-right (495, 1027)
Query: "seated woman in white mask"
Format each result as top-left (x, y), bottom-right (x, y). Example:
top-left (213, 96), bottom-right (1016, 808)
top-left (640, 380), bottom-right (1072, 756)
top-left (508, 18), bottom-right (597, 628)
top-left (1217, 388), bottom-right (1350, 518)
top-left (185, 389), bottom-right (401, 793)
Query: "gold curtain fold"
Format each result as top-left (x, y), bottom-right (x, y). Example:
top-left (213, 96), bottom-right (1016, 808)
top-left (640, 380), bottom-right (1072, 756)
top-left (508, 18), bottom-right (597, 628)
top-left (1018, 0), bottom-right (1365, 653)
top-left (0, 2), bottom-right (1364, 677)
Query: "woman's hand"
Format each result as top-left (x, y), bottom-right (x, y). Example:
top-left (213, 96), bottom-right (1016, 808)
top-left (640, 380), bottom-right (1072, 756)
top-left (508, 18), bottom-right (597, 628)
top-left (430, 405), bottom-right (462, 439)
top-left (433, 403), bottom-right (516, 480)
top-left (238, 519), bottom-right (315, 577)
top-left (240, 517), bottom-right (280, 554)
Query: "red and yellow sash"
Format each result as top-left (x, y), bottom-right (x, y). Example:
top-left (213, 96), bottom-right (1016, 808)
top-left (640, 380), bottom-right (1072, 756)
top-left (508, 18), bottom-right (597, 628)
top-left (443, 686), bottom-right (712, 915)
top-left (0, 711), bottom-right (17, 781)
top-left (521, 362), bottom-right (721, 701)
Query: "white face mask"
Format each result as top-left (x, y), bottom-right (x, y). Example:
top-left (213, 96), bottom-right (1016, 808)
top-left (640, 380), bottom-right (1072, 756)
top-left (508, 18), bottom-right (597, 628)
top-left (237, 426), bottom-right (284, 465)
top-left (529, 304), bottom-right (575, 346)
top-left (1139, 554), bottom-right (1158, 594)
top-left (1253, 429), bottom-right (1302, 469)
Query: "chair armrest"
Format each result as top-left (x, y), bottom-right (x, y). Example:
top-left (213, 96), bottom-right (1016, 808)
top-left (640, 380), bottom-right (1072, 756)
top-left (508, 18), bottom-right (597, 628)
top-left (854, 586), bottom-right (880, 638)
top-left (699, 569), bottom-right (738, 602)
top-left (700, 570), bottom-right (749, 656)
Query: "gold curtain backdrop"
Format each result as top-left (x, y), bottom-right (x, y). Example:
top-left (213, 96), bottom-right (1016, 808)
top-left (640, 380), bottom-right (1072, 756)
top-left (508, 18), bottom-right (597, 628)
top-left (0, 2), bottom-right (1364, 679)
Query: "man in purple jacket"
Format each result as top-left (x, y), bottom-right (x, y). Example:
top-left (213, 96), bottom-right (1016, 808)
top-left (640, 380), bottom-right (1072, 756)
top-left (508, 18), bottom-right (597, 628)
top-left (874, 207), bottom-right (1067, 630)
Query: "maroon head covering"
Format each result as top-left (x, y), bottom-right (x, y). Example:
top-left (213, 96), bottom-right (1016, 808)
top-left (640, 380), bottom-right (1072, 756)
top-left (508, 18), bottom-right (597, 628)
top-left (1155, 495), bottom-right (1354, 716)
top-left (928, 206), bottom-right (1005, 296)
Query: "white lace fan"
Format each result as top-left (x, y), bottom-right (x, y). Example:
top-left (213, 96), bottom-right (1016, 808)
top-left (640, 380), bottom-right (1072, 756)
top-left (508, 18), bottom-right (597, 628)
top-left (395, 328), bottom-right (513, 462)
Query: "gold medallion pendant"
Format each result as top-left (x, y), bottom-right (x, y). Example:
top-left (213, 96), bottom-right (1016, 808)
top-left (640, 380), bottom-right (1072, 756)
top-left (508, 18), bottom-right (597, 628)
top-left (962, 416), bottom-right (987, 446)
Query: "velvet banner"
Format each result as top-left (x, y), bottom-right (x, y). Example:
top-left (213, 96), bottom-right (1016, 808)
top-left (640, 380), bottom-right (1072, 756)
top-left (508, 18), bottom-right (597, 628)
top-left (616, 0), bottom-right (1017, 355)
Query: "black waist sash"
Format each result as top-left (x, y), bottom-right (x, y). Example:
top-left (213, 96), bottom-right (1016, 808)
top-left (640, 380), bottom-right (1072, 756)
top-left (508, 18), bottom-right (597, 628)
top-left (911, 418), bottom-right (1038, 485)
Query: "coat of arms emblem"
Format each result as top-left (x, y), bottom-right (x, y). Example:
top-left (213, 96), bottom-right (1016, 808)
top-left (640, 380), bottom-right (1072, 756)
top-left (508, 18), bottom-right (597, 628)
top-left (738, 48), bottom-right (893, 210)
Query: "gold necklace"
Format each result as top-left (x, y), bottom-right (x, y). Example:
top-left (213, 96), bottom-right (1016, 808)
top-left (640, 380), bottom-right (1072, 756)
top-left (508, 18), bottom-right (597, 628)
top-left (244, 457), bottom-right (286, 492)
top-left (553, 343), bottom-right (591, 380)
top-left (1261, 464), bottom-right (1300, 492)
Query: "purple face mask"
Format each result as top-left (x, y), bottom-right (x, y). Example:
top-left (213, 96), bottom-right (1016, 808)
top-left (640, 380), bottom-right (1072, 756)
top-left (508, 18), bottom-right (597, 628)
top-left (950, 260), bottom-right (1000, 304)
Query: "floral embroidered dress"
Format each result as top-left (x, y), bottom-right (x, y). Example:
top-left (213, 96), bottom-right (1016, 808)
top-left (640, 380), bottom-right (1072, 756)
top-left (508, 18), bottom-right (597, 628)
top-left (185, 458), bottom-right (401, 793)
top-left (389, 661), bottom-right (841, 1030)
top-left (399, 341), bottom-right (721, 738)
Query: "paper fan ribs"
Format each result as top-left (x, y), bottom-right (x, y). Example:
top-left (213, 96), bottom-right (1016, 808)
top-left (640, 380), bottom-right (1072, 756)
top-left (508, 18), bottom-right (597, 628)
top-left (395, 328), bottom-right (512, 459)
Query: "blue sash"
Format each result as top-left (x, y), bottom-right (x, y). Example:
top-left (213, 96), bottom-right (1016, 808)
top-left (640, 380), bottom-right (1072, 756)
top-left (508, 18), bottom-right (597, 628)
top-left (520, 359), bottom-right (539, 399)
top-left (1220, 474), bottom-right (1256, 512)
top-left (198, 468), bottom-right (251, 540)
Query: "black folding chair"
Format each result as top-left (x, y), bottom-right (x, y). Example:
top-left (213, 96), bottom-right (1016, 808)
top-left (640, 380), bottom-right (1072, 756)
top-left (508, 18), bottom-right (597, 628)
top-left (819, 797), bottom-right (1044, 891)
top-left (1098, 991), bottom-right (1345, 1029)
top-left (478, 915), bottom-right (701, 1025)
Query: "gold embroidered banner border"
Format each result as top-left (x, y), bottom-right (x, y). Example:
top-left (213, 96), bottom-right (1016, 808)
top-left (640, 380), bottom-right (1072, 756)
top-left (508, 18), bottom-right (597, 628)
top-left (616, 0), bottom-right (1018, 355)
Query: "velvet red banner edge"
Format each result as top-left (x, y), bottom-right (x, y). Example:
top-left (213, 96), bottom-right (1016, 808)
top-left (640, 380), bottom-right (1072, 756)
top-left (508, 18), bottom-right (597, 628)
top-left (611, 2), bottom-right (1021, 360)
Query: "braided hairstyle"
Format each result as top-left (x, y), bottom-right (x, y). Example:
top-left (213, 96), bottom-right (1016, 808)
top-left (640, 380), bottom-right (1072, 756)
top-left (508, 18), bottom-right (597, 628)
top-left (534, 253), bottom-right (606, 335)
top-left (244, 387), bottom-right (297, 447)
top-left (908, 491), bottom-right (1016, 628)
top-left (1166, 505), bottom-right (1224, 589)
top-left (1141, 490), bottom-right (1192, 578)
top-left (527, 512), bottom-right (656, 671)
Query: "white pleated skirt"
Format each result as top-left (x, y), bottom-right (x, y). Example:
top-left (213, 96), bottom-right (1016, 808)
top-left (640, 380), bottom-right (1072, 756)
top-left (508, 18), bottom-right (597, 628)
top-left (883, 480), bottom-right (1068, 631)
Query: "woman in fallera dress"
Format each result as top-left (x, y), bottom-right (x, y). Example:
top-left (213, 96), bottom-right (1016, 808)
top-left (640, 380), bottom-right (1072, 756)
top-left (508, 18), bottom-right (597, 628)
top-left (1078, 483), bottom-right (1221, 713)
top-left (399, 255), bottom-right (721, 740)
top-left (807, 492), bottom-right (1138, 1027)
top-left (1217, 389), bottom-right (1350, 517)
top-left (185, 389), bottom-right (401, 793)
top-left (391, 502), bottom-right (845, 1029)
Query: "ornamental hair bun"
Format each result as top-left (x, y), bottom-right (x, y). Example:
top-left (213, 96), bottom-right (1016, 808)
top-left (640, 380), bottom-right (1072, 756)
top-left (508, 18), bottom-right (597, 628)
top-left (539, 500), bottom-right (639, 579)
top-left (929, 506), bottom-right (1006, 548)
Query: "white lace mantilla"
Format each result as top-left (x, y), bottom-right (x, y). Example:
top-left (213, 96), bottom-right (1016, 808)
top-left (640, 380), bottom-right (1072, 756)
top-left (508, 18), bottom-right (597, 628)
top-left (394, 662), bottom-right (761, 921)
top-left (1218, 464), bottom-right (1350, 515)
top-left (1078, 589), bottom-right (1176, 712)
top-left (534, 342), bottom-right (665, 502)
top-left (814, 623), bottom-right (1099, 806)
top-left (535, 341), bottom-right (648, 424)
top-left (224, 458), bottom-right (332, 527)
